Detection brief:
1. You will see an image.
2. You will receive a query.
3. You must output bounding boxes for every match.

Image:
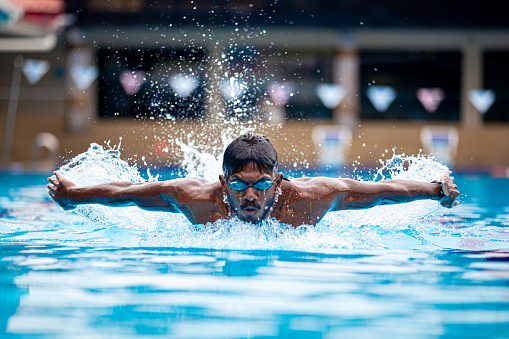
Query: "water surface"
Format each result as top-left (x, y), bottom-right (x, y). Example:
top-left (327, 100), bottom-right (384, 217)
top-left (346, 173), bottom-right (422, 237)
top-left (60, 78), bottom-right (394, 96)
top-left (1, 171), bottom-right (509, 338)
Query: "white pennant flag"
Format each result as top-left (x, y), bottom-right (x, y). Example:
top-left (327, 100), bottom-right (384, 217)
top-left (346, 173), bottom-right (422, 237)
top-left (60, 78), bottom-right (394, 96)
top-left (71, 66), bottom-right (98, 90)
top-left (469, 89), bottom-right (495, 114)
top-left (366, 86), bottom-right (397, 112)
top-left (169, 74), bottom-right (199, 98)
top-left (316, 84), bottom-right (346, 109)
top-left (220, 78), bottom-right (248, 101)
top-left (22, 59), bottom-right (50, 85)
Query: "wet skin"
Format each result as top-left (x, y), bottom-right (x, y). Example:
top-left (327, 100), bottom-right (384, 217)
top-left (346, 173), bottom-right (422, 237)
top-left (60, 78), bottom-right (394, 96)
top-left (219, 163), bottom-right (283, 223)
top-left (47, 166), bottom-right (459, 227)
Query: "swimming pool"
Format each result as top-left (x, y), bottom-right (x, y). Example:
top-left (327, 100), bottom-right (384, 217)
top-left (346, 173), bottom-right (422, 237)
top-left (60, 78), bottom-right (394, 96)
top-left (1, 168), bottom-right (509, 338)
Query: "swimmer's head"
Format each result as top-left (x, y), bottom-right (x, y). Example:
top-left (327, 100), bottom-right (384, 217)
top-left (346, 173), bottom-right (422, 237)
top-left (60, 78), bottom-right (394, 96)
top-left (222, 132), bottom-right (278, 178)
top-left (221, 133), bottom-right (281, 223)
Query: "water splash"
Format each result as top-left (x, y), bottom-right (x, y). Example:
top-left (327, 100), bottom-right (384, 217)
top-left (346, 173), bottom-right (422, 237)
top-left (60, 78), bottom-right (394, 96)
top-left (56, 141), bottom-right (149, 186)
top-left (53, 142), bottom-right (160, 227)
top-left (99, 1), bottom-right (290, 172)
top-left (175, 125), bottom-right (257, 181)
top-left (176, 139), bottom-right (223, 182)
top-left (375, 151), bottom-right (450, 182)
top-left (51, 142), bottom-right (456, 251)
top-left (54, 3), bottom-right (458, 250)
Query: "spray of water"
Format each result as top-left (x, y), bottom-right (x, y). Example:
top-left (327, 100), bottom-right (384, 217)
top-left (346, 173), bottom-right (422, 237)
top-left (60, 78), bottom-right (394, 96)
top-left (55, 4), bottom-right (459, 250)
top-left (53, 141), bottom-right (453, 251)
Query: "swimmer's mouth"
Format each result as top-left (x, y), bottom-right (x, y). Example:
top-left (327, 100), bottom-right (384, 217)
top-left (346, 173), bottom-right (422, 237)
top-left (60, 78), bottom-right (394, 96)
top-left (242, 207), bottom-right (259, 216)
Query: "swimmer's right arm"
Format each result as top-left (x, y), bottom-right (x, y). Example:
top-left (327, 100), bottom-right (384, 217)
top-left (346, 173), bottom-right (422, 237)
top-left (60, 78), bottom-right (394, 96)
top-left (47, 171), bottom-right (183, 212)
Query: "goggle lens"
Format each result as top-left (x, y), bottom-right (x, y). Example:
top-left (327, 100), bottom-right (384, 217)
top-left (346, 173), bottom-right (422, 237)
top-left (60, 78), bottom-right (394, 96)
top-left (229, 179), bottom-right (274, 191)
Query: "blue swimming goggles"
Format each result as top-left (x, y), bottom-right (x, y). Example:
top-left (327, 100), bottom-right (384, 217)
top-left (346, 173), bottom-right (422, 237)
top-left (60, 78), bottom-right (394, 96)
top-left (228, 179), bottom-right (274, 191)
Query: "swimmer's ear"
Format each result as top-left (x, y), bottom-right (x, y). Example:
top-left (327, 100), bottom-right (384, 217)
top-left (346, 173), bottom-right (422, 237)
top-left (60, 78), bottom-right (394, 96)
top-left (275, 173), bottom-right (283, 187)
top-left (219, 175), bottom-right (226, 188)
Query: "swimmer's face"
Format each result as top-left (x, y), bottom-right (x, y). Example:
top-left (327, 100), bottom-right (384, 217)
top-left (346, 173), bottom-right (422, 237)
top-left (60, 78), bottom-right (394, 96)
top-left (220, 162), bottom-right (282, 223)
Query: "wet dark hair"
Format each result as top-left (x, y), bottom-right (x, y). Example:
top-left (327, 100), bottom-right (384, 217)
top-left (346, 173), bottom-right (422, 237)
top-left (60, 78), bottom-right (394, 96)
top-left (223, 132), bottom-right (278, 178)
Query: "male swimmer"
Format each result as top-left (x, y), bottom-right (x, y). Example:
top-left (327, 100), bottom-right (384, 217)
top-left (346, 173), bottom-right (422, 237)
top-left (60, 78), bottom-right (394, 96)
top-left (47, 132), bottom-right (459, 227)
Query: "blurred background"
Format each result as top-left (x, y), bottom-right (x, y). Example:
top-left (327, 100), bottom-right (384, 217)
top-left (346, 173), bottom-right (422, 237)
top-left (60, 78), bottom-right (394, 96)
top-left (0, 0), bottom-right (508, 174)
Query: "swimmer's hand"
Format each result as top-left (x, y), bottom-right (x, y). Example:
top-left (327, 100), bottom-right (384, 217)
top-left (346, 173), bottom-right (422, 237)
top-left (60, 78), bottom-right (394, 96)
top-left (435, 171), bottom-right (460, 208)
top-left (47, 171), bottom-right (77, 210)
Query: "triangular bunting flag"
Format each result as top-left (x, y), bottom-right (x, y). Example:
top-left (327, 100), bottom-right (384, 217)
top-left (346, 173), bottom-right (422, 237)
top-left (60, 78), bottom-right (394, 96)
top-left (416, 88), bottom-right (445, 113)
top-left (71, 66), bottom-right (98, 90)
top-left (169, 74), bottom-right (199, 98)
top-left (316, 84), bottom-right (346, 109)
top-left (220, 78), bottom-right (248, 101)
top-left (119, 70), bottom-right (146, 96)
top-left (366, 86), bottom-right (397, 112)
top-left (469, 89), bottom-right (495, 114)
top-left (267, 82), bottom-right (294, 106)
top-left (22, 59), bottom-right (50, 85)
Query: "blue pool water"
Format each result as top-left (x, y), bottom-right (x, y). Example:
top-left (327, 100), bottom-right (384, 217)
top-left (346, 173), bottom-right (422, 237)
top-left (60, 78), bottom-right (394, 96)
top-left (1, 165), bottom-right (509, 338)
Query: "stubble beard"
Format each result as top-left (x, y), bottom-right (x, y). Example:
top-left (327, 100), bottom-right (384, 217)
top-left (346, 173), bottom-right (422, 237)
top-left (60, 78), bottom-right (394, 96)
top-left (228, 194), bottom-right (275, 224)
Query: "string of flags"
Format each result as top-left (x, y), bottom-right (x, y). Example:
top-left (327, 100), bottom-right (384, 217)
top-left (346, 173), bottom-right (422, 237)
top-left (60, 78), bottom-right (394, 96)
top-left (361, 85), bottom-right (495, 114)
top-left (363, 85), bottom-right (495, 114)
top-left (113, 70), bottom-right (497, 114)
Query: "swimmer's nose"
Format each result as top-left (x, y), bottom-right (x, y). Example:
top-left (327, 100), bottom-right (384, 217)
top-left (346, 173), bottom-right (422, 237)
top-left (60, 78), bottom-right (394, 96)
top-left (242, 187), bottom-right (258, 202)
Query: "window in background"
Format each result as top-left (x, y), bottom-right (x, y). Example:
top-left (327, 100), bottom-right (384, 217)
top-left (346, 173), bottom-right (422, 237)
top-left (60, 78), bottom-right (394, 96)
top-left (98, 48), bottom-right (206, 119)
top-left (360, 51), bottom-right (461, 121)
top-left (483, 51), bottom-right (509, 122)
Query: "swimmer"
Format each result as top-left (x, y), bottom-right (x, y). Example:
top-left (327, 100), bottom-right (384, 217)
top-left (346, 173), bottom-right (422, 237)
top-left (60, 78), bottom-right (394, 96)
top-left (47, 132), bottom-right (459, 227)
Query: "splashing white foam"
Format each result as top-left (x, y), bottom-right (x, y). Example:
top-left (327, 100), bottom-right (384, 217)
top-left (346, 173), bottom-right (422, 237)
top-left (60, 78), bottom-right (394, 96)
top-left (176, 139), bottom-right (223, 182)
top-left (375, 152), bottom-right (450, 182)
top-left (175, 126), bottom-right (256, 181)
top-left (54, 143), bottom-right (451, 250)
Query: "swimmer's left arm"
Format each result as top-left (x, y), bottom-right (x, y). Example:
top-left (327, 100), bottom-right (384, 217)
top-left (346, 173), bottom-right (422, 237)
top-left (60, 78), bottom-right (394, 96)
top-left (330, 171), bottom-right (459, 210)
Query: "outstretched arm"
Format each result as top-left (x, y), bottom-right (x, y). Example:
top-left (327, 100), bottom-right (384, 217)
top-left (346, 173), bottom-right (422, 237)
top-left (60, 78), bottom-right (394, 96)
top-left (332, 171), bottom-right (459, 210)
top-left (47, 171), bottom-right (183, 212)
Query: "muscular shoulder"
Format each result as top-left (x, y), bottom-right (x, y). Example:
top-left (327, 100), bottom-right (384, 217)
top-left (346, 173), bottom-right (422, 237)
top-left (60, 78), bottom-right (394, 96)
top-left (160, 178), bottom-right (224, 224)
top-left (274, 177), bottom-right (349, 226)
top-left (283, 177), bottom-right (348, 199)
top-left (160, 178), bottom-right (222, 203)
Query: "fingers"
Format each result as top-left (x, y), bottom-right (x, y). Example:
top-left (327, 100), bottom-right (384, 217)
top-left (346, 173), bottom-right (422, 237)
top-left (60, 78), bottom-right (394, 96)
top-left (48, 177), bottom-right (58, 185)
top-left (46, 183), bottom-right (55, 198)
top-left (46, 183), bottom-right (57, 195)
top-left (437, 171), bottom-right (459, 208)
